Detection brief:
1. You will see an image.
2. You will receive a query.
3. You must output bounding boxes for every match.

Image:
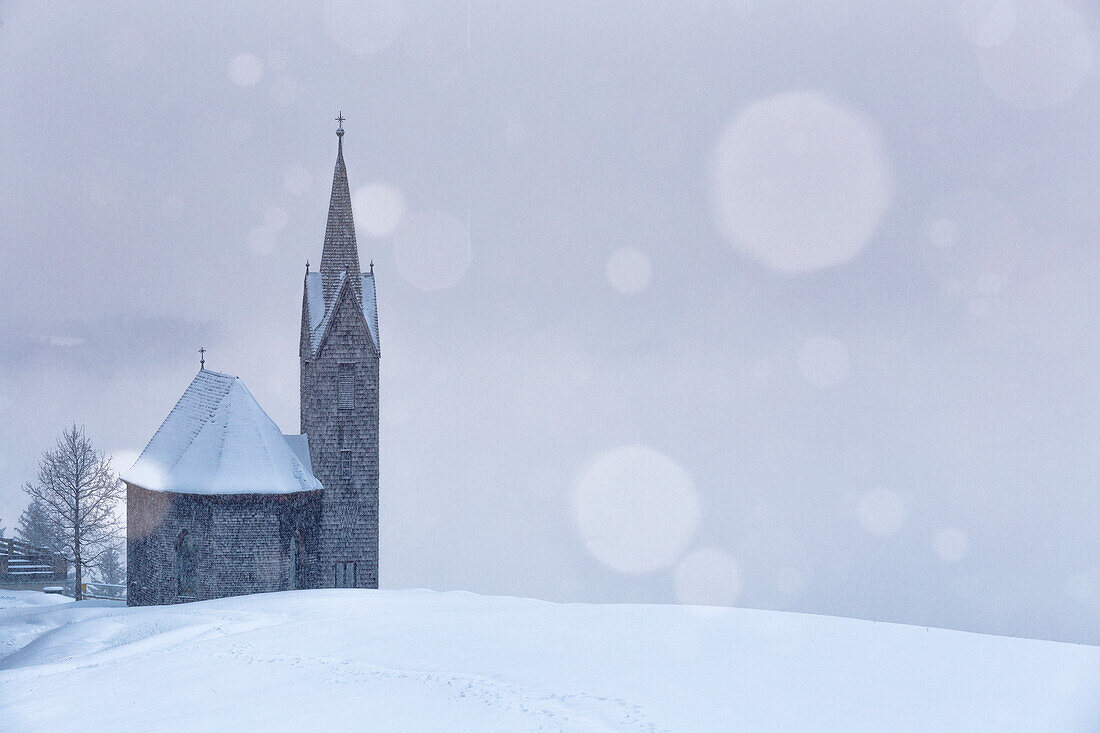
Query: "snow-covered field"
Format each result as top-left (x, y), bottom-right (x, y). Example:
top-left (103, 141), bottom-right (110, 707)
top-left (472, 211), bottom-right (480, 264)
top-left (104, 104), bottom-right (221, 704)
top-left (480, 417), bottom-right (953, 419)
top-left (0, 589), bottom-right (1097, 732)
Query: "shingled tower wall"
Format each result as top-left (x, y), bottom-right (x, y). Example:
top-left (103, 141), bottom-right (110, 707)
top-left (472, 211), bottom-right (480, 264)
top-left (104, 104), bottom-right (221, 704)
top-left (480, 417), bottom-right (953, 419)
top-left (300, 124), bottom-right (380, 588)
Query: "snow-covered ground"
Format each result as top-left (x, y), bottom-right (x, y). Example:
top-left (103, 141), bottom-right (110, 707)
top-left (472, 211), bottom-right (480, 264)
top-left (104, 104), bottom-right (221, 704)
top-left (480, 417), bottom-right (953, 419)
top-left (0, 589), bottom-right (1097, 732)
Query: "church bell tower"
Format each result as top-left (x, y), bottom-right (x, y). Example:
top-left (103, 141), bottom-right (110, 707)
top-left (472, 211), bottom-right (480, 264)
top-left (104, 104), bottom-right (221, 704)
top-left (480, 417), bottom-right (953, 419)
top-left (299, 115), bottom-right (380, 588)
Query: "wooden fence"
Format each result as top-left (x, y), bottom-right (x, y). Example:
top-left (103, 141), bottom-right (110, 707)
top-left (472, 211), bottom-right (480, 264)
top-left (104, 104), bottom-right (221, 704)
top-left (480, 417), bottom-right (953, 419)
top-left (0, 537), bottom-right (70, 586)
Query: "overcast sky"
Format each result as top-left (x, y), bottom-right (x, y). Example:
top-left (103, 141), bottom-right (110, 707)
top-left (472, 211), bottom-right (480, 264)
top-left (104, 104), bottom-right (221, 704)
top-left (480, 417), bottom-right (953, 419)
top-left (1, 0), bottom-right (1098, 644)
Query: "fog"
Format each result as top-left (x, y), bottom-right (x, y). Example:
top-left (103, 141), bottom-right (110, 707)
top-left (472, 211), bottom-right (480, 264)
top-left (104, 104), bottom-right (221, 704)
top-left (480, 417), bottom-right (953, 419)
top-left (1, 0), bottom-right (1097, 643)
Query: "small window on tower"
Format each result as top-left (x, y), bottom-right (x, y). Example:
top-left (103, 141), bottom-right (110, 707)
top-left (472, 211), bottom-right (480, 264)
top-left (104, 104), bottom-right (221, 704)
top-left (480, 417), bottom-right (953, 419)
top-left (341, 450), bottom-right (352, 478)
top-left (338, 363), bottom-right (355, 410)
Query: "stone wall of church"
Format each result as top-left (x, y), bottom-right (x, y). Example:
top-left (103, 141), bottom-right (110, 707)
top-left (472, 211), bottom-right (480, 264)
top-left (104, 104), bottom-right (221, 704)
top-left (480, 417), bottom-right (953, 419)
top-left (300, 282), bottom-right (380, 589)
top-left (126, 485), bottom-right (322, 606)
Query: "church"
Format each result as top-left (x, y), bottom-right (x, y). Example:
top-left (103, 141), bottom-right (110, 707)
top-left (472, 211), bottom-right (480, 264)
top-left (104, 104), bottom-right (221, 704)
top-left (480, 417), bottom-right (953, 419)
top-left (124, 120), bottom-right (380, 605)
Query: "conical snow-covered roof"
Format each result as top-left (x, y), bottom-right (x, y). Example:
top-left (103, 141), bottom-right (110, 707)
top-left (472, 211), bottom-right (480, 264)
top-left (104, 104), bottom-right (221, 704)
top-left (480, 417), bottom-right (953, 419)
top-left (122, 370), bottom-right (322, 495)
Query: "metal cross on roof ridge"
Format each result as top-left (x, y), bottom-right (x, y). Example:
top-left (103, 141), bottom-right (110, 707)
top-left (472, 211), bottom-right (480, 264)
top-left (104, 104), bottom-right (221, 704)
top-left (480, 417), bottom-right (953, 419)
top-left (336, 111), bottom-right (345, 131)
top-left (199, 347), bottom-right (206, 370)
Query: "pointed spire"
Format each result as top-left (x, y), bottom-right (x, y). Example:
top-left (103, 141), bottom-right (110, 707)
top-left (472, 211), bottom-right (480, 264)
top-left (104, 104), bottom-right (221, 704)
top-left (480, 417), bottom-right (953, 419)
top-left (320, 114), bottom-right (361, 305)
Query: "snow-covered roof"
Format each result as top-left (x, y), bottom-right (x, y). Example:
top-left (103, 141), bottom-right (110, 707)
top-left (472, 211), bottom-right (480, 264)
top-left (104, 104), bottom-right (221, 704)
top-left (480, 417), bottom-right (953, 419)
top-left (122, 370), bottom-right (322, 495)
top-left (305, 271), bottom-right (327, 334)
top-left (361, 272), bottom-right (379, 349)
top-left (282, 434), bottom-right (313, 474)
top-left (304, 270), bottom-right (379, 354)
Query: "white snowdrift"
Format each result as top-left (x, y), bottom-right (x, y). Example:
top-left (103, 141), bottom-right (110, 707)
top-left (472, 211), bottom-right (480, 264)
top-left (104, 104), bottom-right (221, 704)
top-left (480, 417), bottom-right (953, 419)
top-left (0, 589), bottom-right (1097, 732)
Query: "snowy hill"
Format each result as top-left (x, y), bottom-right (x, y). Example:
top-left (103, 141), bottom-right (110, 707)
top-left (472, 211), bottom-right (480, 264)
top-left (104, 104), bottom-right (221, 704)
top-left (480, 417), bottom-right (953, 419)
top-left (1, 590), bottom-right (1097, 732)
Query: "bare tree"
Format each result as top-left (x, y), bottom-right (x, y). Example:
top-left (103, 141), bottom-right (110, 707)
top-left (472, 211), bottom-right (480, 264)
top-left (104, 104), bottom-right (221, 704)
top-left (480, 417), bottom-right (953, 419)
top-left (22, 425), bottom-right (123, 600)
top-left (95, 543), bottom-right (125, 586)
top-left (17, 498), bottom-right (63, 553)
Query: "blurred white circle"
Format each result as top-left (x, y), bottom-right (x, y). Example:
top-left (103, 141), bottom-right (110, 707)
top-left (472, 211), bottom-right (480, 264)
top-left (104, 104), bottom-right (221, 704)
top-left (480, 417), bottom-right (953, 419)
top-left (710, 90), bottom-right (892, 273)
top-left (977, 0), bottom-right (1093, 109)
top-left (631, 123), bottom-right (684, 169)
top-left (1014, 266), bottom-right (1090, 353)
top-left (382, 396), bottom-right (410, 427)
top-left (574, 445), bottom-right (700, 574)
top-left (504, 122), bottom-right (527, 147)
top-left (230, 119), bottom-right (253, 142)
top-left (264, 207), bottom-right (288, 230)
top-left (269, 76), bottom-right (297, 107)
top-left (164, 195), bottom-right (185, 219)
top-left (228, 53), bottom-right (264, 87)
top-left (977, 272), bottom-right (1003, 295)
top-left (967, 295), bottom-right (990, 318)
top-left (353, 183), bottom-right (406, 238)
top-left (248, 225), bottom-right (277, 255)
top-left (753, 359), bottom-right (773, 382)
top-left (728, 0), bottom-right (758, 18)
top-left (88, 183), bottom-right (115, 208)
top-left (267, 49), bottom-right (288, 71)
top-left (323, 0), bottom-right (406, 57)
top-left (266, 373), bottom-right (289, 396)
top-left (1066, 573), bottom-right (1093, 602)
top-left (674, 548), bottom-right (742, 606)
top-left (392, 210), bottom-right (469, 291)
top-left (958, 0), bottom-right (1017, 48)
top-left (798, 335), bottom-right (850, 389)
top-left (284, 167), bottom-right (312, 196)
top-left (606, 247), bottom-right (652, 294)
top-left (933, 527), bottom-right (970, 562)
top-left (776, 568), bottom-right (805, 596)
top-left (106, 26), bottom-right (147, 71)
top-left (858, 489), bottom-right (906, 536)
top-left (926, 217), bottom-right (960, 249)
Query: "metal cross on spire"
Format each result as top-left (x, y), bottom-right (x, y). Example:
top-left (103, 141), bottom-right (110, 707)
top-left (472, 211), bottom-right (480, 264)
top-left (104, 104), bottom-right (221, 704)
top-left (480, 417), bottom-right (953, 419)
top-left (336, 111), bottom-right (345, 136)
top-left (199, 347), bottom-right (206, 370)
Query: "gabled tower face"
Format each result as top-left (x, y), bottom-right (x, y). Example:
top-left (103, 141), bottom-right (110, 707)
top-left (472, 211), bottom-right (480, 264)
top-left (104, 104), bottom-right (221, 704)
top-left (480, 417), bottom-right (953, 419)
top-left (300, 123), bottom-right (380, 589)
